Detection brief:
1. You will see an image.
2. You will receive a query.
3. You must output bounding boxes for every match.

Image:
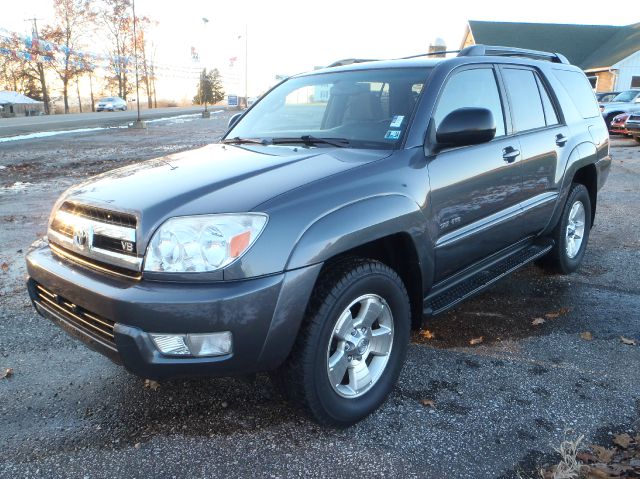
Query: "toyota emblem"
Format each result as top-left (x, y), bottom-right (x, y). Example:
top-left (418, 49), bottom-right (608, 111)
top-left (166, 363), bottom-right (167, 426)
top-left (72, 227), bottom-right (89, 250)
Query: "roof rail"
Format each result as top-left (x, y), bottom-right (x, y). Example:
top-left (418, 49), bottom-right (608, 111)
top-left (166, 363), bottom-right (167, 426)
top-left (458, 45), bottom-right (570, 64)
top-left (399, 50), bottom-right (462, 60)
top-left (326, 58), bottom-right (379, 68)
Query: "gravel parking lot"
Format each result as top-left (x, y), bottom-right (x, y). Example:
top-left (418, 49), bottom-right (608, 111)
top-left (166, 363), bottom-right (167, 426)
top-left (0, 117), bottom-right (639, 478)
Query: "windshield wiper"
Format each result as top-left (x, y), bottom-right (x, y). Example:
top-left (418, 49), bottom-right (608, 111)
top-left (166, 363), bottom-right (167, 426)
top-left (271, 135), bottom-right (350, 148)
top-left (221, 137), bottom-right (272, 145)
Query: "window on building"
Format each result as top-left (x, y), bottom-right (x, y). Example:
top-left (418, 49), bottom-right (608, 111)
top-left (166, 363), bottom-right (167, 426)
top-left (587, 76), bottom-right (598, 89)
top-left (631, 76), bottom-right (640, 88)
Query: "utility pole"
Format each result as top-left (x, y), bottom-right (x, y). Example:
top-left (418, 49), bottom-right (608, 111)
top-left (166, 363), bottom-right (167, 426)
top-left (201, 17), bottom-right (210, 118)
top-left (26, 17), bottom-right (50, 115)
top-left (129, 0), bottom-right (146, 129)
top-left (244, 24), bottom-right (248, 109)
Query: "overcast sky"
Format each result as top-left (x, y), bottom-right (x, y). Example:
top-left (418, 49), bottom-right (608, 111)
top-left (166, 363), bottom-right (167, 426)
top-left (2, 0), bottom-right (636, 100)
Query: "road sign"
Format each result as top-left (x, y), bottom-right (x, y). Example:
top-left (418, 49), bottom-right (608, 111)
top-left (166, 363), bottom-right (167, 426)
top-left (227, 95), bottom-right (238, 107)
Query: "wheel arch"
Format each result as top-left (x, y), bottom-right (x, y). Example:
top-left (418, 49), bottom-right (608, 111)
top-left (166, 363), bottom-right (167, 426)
top-left (286, 194), bottom-right (432, 329)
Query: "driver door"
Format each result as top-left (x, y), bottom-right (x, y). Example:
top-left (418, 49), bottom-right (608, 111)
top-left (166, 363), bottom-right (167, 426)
top-left (427, 65), bottom-right (523, 281)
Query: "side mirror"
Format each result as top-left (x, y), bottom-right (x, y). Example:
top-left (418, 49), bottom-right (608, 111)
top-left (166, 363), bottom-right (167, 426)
top-left (436, 107), bottom-right (496, 147)
top-left (228, 112), bottom-right (243, 129)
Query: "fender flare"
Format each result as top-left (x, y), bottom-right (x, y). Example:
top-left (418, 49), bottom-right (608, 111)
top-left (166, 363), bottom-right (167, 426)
top-left (285, 194), bottom-right (431, 272)
top-left (542, 141), bottom-right (597, 235)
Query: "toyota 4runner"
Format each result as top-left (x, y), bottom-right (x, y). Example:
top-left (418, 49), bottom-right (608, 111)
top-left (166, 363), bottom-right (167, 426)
top-left (26, 45), bottom-right (611, 426)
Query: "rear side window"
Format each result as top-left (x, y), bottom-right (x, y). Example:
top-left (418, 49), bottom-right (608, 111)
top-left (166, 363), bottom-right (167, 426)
top-left (553, 69), bottom-right (600, 118)
top-left (434, 68), bottom-right (505, 137)
top-left (536, 75), bottom-right (559, 126)
top-left (502, 68), bottom-right (546, 132)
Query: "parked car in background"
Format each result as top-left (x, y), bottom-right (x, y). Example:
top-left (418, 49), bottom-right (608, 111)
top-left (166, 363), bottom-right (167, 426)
top-left (96, 97), bottom-right (127, 112)
top-left (626, 113), bottom-right (640, 143)
top-left (609, 113), bottom-right (631, 135)
top-left (596, 91), bottom-right (621, 104)
top-left (600, 89), bottom-right (640, 128)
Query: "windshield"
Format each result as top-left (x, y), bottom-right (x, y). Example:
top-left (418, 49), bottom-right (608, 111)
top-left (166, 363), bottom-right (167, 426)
top-left (100, 98), bottom-right (115, 102)
top-left (226, 67), bottom-right (432, 149)
top-left (612, 90), bottom-right (640, 102)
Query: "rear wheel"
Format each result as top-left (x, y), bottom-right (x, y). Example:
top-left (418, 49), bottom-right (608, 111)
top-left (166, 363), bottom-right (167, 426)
top-left (278, 258), bottom-right (410, 426)
top-left (539, 183), bottom-right (591, 274)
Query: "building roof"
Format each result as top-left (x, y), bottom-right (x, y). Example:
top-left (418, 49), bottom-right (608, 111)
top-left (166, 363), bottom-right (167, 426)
top-left (0, 91), bottom-right (43, 105)
top-left (466, 20), bottom-right (640, 70)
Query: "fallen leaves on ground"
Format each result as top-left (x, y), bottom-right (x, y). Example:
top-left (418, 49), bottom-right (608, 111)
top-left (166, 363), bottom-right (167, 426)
top-left (544, 307), bottom-right (572, 320)
top-left (581, 331), bottom-right (594, 341)
top-left (143, 379), bottom-right (160, 391)
top-left (420, 399), bottom-right (436, 408)
top-left (620, 336), bottom-right (637, 346)
top-left (542, 430), bottom-right (640, 478)
top-left (591, 445), bottom-right (616, 463)
top-left (532, 317), bottom-right (546, 326)
top-left (613, 434), bottom-right (633, 449)
top-left (419, 329), bottom-right (435, 340)
top-left (1, 262), bottom-right (8, 273)
top-left (469, 336), bottom-right (484, 346)
top-left (0, 368), bottom-right (13, 379)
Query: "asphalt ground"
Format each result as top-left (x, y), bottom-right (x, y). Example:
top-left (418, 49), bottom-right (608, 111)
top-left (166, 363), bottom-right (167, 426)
top-left (0, 120), bottom-right (638, 478)
top-left (0, 106), bottom-right (204, 137)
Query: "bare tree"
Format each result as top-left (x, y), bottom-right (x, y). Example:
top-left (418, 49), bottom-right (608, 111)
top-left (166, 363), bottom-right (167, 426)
top-left (43, 0), bottom-right (96, 113)
top-left (100, 0), bottom-right (134, 99)
top-left (0, 29), bottom-right (52, 113)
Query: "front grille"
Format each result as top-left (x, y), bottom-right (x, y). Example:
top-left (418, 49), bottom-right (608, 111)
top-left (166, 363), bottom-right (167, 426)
top-left (59, 202), bottom-right (137, 228)
top-left (48, 202), bottom-right (142, 276)
top-left (34, 282), bottom-right (116, 347)
top-left (50, 243), bottom-right (142, 280)
top-left (92, 235), bottom-right (137, 257)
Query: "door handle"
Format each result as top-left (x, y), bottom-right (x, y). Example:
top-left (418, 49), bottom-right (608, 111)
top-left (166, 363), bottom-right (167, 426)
top-left (502, 146), bottom-right (520, 163)
top-left (555, 134), bottom-right (568, 147)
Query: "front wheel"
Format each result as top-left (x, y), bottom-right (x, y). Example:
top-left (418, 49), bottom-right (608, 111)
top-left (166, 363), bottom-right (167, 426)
top-left (279, 258), bottom-right (410, 426)
top-left (634, 136), bottom-right (640, 144)
top-left (539, 183), bottom-right (591, 274)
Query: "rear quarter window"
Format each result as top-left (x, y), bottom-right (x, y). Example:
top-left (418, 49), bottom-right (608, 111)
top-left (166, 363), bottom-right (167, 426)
top-left (552, 69), bottom-right (600, 119)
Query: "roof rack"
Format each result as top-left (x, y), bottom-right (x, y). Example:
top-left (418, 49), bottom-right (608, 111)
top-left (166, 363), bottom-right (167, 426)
top-left (458, 45), bottom-right (570, 64)
top-left (399, 50), bottom-right (462, 59)
top-left (326, 58), bottom-right (379, 68)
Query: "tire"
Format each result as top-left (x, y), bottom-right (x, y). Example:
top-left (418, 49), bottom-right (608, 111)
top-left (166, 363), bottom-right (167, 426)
top-left (540, 183), bottom-right (592, 274)
top-left (634, 136), bottom-right (640, 144)
top-left (278, 258), bottom-right (410, 427)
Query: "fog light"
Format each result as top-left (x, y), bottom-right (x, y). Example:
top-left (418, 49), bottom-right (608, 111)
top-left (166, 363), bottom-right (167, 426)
top-left (151, 332), bottom-right (232, 357)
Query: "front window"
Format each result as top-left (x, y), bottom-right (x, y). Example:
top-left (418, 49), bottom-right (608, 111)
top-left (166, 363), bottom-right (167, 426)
top-left (612, 90), bottom-right (640, 102)
top-left (226, 68), bottom-right (431, 149)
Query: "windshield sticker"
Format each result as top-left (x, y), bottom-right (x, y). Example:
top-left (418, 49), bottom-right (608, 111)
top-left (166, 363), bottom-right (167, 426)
top-left (390, 115), bottom-right (404, 128)
top-left (384, 130), bottom-right (401, 140)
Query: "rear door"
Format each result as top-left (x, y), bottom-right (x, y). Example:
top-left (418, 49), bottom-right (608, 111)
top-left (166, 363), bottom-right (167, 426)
top-left (428, 65), bottom-right (524, 281)
top-left (498, 66), bottom-right (570, 234)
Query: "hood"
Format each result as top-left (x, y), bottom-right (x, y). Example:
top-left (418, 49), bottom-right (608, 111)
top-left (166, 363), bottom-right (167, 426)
top-left (62, 143), bottom-right (389, 240)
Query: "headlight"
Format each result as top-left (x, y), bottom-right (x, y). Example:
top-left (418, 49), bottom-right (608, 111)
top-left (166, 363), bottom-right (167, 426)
top-left (144, 213), bottom-right (268, 273)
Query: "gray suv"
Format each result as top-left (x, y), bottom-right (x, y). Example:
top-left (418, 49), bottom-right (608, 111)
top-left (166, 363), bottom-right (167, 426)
top-left (26, 45), bottom-right (611, 426)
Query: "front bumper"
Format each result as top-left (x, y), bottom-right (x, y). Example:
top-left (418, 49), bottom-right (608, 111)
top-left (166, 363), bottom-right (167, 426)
top-left (26, 244), bottom-right (321, 379)
top-left (626, 122), bottom-right (640, 135)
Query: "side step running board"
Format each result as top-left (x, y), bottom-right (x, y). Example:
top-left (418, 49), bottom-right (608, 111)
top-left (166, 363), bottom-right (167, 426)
top-left (424, 240), bottom-right (554, 316)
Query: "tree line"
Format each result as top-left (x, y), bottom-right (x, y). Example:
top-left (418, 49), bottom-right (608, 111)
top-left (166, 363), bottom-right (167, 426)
top-left (0, 0), bottom-right (158, 114)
